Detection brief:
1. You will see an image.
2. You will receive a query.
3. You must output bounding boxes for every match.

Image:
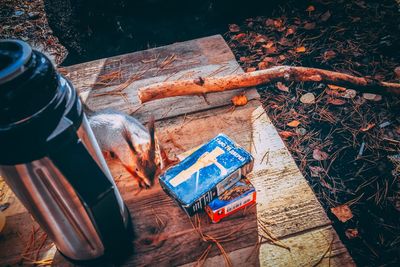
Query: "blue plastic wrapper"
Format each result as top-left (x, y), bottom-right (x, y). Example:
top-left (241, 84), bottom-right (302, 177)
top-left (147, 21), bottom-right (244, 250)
top-left (159, 134), bottom-right (253, 216)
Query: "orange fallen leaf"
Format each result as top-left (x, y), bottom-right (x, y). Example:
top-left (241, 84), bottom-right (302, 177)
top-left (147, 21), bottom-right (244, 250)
top-left (287, 120), bottom-right (301, 128)
top-left (279, 131), bottom-right (296, 139)
top-left (258, 61), bottom-right (268, 70)
top-left (360, 123), bottom-right (375, 132)
top-left (263, 41), bottom-right (274, 49)
top-left (313, 149), bottom-right (329, 161)
top-left (327, 84), bottom-right (346, 91)
top-left (305, 5), bottom-right (315, 12)
top-left (327, 98), bottom-right (346, 106)
top-left (331, 205), bottom-right (353, 223)
top-left (345, 229), bottom-right (359, 239)
top-left (276, 82), bottom-right (289, 92)
top-left (295, 46), bottom-right (306, 53)
top-left (231, 94), bottom-right (248, 106)
top-left (285, 27), bottom-right (295, 37)
top-left (233, 33), bottom-right (246, 40)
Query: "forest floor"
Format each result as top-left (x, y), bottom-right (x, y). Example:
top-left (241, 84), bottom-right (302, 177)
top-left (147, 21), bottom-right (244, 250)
top-left (1, 0), bottom-right (399, 266)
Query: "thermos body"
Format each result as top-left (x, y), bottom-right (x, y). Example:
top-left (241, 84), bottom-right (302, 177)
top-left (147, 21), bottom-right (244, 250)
top-left (0, 40), bottom-right (133, 262)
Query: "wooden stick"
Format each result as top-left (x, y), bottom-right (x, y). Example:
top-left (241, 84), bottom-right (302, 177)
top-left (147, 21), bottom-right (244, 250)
top-left (138, 66), bottom-right (400, 103)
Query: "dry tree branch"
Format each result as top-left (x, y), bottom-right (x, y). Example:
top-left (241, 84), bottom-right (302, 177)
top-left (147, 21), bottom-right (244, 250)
top-left (138, 66), bottom-right (400, 103)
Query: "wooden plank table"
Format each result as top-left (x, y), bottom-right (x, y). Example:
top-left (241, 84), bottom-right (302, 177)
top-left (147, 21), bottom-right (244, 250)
top-left (0, 35), bottom-right (354, 266)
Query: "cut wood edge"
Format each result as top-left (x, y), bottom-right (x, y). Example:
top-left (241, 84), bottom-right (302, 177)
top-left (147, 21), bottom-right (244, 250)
top-left (138, 66), bottom-right (400, 103)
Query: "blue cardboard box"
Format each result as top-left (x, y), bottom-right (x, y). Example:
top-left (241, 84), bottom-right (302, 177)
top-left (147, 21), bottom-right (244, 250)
top-left (159, 134), bottom-right (253, 216)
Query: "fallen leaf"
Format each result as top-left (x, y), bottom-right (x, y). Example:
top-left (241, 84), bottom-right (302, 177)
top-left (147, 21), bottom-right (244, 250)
top-left (320, 11), bottom-right (331, 22)
top-left (246, 67), bottom-right (256, 73)
top-left (309, 166), bottom-right (325, 177)
top-left (263, 57), bottom-right (275, 63)
top-left (327, 84), bottom-right (346, 91)
top-left (360, 123), bottom-right (375, 132)
top-left (342, 89), bottom-right (357, 99)
top-left (254, 35), bottom-right (267, 43)
top-left (233, 33), bottom-right (246, 41)
top-left (276, 82), bottom-right (289, 92)
top-left (287, 120), bottom-right (301, 127)
top-left (331, 205), bottom-right (353, 223)
top-left (295, 46), bottom-right (306, 53)
top-left (363, 93), bottom-right (382, 101)
top-left (229, 24), bottom-right (240, 33)
top-left (285, 27), bottom-right (296, 37)
top-left (279, 131), bottom-right (296, 139)
top-left (273, 19), bottom-right (283, 28)
top-left (263, 41), bottom-right (274, 49)
top-left (327, 98), bottom-right (346, 105)
top-left (300, 93), bottom-right (315, 104)
top-left (304, 22), bottom-right (316, 30)
top-left (394, 66), bottom-right (400, 79)
top-left (258, 61), bottom-right (268, 70)
top-left (278, 55), bottom-right (286, 61)
top-left (239, 56), bottom-right (250, 63)
top-left (305, 5), bottom-right (315, 12)
top-left (345, 229), bottom-right (359, 239)
top-left (231, 95), bottom-right (248, 106)
top-left (313, 149), bottom-right (329, 161)
top-left (265, 18), bottom-right (274, 27)
top-left (323, 50), bottom-right (336, 61)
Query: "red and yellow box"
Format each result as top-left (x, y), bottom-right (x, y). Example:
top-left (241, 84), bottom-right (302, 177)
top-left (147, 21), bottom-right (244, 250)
top-left (205, 177), bottom-right (256, 223)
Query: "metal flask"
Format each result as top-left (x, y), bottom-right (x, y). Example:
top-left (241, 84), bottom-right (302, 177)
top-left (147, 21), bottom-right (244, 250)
top-left (0, 40), bottom-right (133, 263)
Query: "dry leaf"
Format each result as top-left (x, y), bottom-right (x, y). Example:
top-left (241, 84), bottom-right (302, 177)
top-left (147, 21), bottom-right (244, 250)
top-left (295, 46), bottom-right (306, 53)
top-left (323, 50), bottom-right (336, 61)
top-left (331, 205), bottom-right (353, 222)
top-left (273, 19), bottom-right (283, 28)
top-left (263, 41), bottom-right (274, 49)
top-left (231, 95), bottom-right (248, 106)
top-left (287, 120), bottom-right (300, 128)
top-left (327, 84), bottom-right (346, 91)
top-left (327, 98), bottom-right (346, 105)
top-left (313, 149), bottom-right (329, 161)
top-left (300, 93), bottom-right (315, 104)
top-left (309, 166), bottom-right (325, 177)
top-left (258, 61), bottom-right (268, 70)
top-left (279, 131), bottom-right (296, 139)
top-left (304, 22), bottom-right (316, 30)
top-left (363, 93), bottom-right (382, 101)
top-left (360, 123), bottom-right (375, 132)
top-left (233, 33), bottom-right (246, 41)
top-left (345, 229), bottom-right (359, 239)
top-left (246, 67), bottom-right (256, 73)
top-left (342, 89), bottom-right (357, 99)
top-left (229, 24), bottom-right (240, 33)
top-left (276, 82), bottom-right (289, 92)
top-left (285, 27), bottom-right (295, 37)
top-left (305, 5), bottom-right (315, 12)
top-left (254, 35), bottom-right (267, 43)
top-left (320, 11), bottom-right (331, 22)
top-left (394, 66), bottom-right (400, 79)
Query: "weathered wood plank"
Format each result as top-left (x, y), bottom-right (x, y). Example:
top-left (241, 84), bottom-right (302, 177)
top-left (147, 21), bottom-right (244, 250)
top-left (181, 225), bottom-right (354, 267)
top-left (0, 35), bottom-right (353, 267)
top-left (64, 35), bottom-right (259, 123)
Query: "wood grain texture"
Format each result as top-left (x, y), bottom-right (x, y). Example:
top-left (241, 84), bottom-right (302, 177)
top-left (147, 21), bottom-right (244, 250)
top-left (0, 35), bottom-right (353, 267)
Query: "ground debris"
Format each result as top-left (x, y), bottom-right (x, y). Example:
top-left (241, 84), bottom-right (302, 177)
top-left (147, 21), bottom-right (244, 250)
top-left (226, 0), bottom-right (400, 265)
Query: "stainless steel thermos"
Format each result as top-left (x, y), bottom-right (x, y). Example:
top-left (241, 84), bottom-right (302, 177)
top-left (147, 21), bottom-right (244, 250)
top-left (0, 40), bottom-right (133, 263)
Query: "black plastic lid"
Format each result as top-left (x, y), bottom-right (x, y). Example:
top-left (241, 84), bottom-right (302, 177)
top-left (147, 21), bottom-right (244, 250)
top-left (0, 40), bottom-right (82, 164)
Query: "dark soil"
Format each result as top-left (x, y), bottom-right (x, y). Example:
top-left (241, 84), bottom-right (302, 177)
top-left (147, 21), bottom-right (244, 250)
top-left (225, 0), bottom-right (400, 265)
